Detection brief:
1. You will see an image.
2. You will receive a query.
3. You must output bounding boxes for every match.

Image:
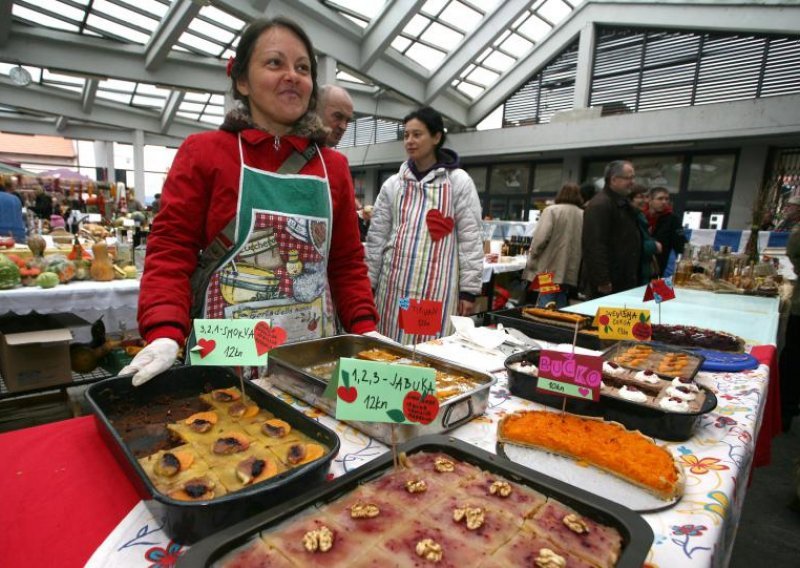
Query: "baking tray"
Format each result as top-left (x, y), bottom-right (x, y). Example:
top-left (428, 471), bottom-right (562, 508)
top-left (485, 306), bottom-right (613, 350)
top-left (602, 341), bottom-right (704, 381)
top-left (505, 349), bottom-right (717, 441)
top-left (266, 334), bottom-right (496, 444)
top-left (179, 436), bottom-right (654, 567)
top-left (85, 365), bottom-right (340, 544)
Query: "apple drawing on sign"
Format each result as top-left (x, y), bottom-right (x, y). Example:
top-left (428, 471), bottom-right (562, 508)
top-left (254, 321), bottom-right (287, 356)
top-left (402, 391), bottom-right (439, 425)
top-left (337, 386), bottom-right (358, 403)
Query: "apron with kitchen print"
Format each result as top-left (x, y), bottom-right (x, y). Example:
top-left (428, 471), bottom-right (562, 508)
top-left (193, 135), bottom-right (336, 345)
top-left (374, 167), bottom-right (459, 344)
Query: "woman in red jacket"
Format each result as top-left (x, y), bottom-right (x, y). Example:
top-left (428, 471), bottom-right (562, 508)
top-left (122, 17), bottom-right (377, 386)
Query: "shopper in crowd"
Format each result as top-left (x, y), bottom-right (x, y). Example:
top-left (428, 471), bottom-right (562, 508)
top-left (775, 195), bottom-right (800, 232)
top-left (646, 186), bottom-right (686, 276)
top-left (151, 193), bottom-right (161, 214)
top-left (523, 182), bottom-right (583, 308)
top-left (0, 180), bottom-right (26, 243)
top-left (358, 205), bottom-right (373, 242)
top-left (317, 84), bottom-right (353, 147)
top-left (580, 160), bottom-right (642, 298)
top-left (579, 181), bottom-right (597, 208)
top-left (32, 186), bottom-right (53, 220)
top-left (781, 224), bottom-right (800, 431)
top-left (629, 184), bottom-right (661, 285)
top-left (366, 106), bottom-right (483, 343)
top-left (121, 17), bottom-right (377, 386)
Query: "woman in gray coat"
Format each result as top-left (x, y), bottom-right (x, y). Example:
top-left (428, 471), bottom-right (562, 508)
top-left (523, 183), bottom-right (583, 308)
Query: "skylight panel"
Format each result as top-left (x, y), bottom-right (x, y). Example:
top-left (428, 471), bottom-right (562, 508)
top-left (337, 70), bottom-right (367, 84)
top-left (539, 0), bottom-right (571, 25)
top-left (100, 78), bottom-right (137, 91)
top-left (42, 69), bottom-right (85, 87)
top-left (391, 36), bottom-right (412, 52)
top-left (184, 92), bottom-right (211, 103)
top-left (421, 22), bottom-right (463, 51)
top-left (86, 14), bottom-right (150, 43)
top-left (12, 5), bottom-right (80, 32)
top-left (500, 33), bottom-right (534, 57)
top-left (518, 14), bottom-right (552, 43)
top-left (199, 114), bottom-right (224, 126)
top-left (456, 81), bottom-right (482, 98)
top-left (179, 102), bottom-right (207, 113)
top-left (439, 2), bottom-right (484, 33)
top-left (114, 0), bottom-right (169, 19)
top-left (189, 18), bottom-right (235, 45)
top-left (421, 0), bottom-right (448, 16)
top-left (22, 0), bottom-right (85, 24)
top-left (404, 14), bottom-right (431, 37)
top-left (93, 0), bottom-right (158, 32)
top-left (136, 83), bottom-right (170, 97)
top-left (209, 94), bottom-right (225, 106)
top-left (177, 111), bottom-right (199, 121)
top-left (198, 5), bottom-right (245, 31)
top-left (178, 32), bottom-right (224, 56)
top-left (132, 95), bottom-right (165, 109)
top-left (406, 43), bottom-right (446, 70)
top-left (466, 66), bottom-right (499, 87)
top-left (483, 50), bottom-right (516, 72)
top-left (325, 0), bottom-right (385, 20)
top-left (341, 14), bottom-right (368, 28)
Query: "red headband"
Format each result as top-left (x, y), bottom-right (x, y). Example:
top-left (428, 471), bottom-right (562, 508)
top-left (226, 56), bottom-right (235, 77)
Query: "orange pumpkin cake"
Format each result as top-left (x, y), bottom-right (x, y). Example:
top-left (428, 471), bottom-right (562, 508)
top-left (498, 410), bottom-right (683, 500)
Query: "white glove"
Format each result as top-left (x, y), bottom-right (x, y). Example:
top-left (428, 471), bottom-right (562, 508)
top-left (119, 338), bottom-right (180, 387)
top-left (363, 330), bottom-right (401, 346)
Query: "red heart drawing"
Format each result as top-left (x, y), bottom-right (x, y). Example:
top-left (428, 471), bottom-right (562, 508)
top-left (337, 386), bottom-right (358, 403)
top-left (578, 387), bottom-right (590, 397)
top-left (197, 338), bottom-right (216, 358)
top-left (425, 209), bottom-right (455, 241)
top-left (254, 321), bottom-right (287, 356)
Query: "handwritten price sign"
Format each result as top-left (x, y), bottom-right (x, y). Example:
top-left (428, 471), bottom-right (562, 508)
top-left (189, 319), bottom-right (286, 366)
top-left (399, 298), bottom-right (444, 336)
top-left (594, 308), bottom-right (652, 341)
top-left (643, 277), bottom-right (676, 303)
top-left (531, 272), bottom-right (561, 294)
top-left (333, 358), bottom-right (438, 425)
top-left (535, 350), bottom-right (603, 401)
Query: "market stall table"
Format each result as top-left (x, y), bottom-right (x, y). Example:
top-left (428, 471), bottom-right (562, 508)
top-left (0, 339), bottom-right (773, 568)
top-left (482, 255), bottom-right (527, 309)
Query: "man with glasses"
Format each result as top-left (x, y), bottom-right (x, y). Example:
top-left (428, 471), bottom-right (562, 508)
top-left (580, 160), bottom-right (642, 298)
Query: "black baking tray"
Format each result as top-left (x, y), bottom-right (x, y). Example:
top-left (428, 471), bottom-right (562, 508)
top-left (179, 436), bottom-right (653, 567)
top-left (505, 348), bottom-right (717, 441)
top-left (485, 306), bottom-right (612, 350)
top-left (85, 365), bottom-right (340, 544)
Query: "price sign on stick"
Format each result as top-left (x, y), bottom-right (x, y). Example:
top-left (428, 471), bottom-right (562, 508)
top-left (398, 298), bottom-right (444, 336)
top-left (333, 358), bottom-right (437, 425)
top-left (535, 350), bottom-right (603, 401)
top-left (530, 272), bottom-right (561, 294)
top-left (643, 278), bottom-right (676, 303)
top-left (594, 308), bottom-right (652, 341)
top-left (189, 319), bottom-right (286, 366)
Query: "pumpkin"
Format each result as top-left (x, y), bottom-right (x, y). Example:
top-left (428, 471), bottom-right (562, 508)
top-left (0, 254), bottom-right (21, 289)
top-left (90, 241), bottom-right (115, 281)
top-left (45, 255), bottom-right (77, 283)
top-left (5, 254), bottom-right (26, 268)
top-left (19, 264), bottom-right (42, 286)
top-left (36, 271), bottom-right (60, 289)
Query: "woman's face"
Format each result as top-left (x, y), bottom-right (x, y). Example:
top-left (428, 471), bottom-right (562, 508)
top-left (403, 118), bottom-right (441, 164)
top-left (631, 193), bottom-right (647, 211)
top-left (236, 26), bottom-right (313, 134)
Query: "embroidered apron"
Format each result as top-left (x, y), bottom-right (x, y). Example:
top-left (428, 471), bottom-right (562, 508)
top-left (374, 166), bottom-right (459, 344)
top-left (194, 135), bottom-right (336, 344)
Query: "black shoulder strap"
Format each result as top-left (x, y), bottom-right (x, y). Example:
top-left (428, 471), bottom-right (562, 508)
top-left (189, 145), bottom-right (318, 318)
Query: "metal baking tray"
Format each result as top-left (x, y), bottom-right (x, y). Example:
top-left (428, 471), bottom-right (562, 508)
top-left (266, 334), bottom-right (496, 444)
top-left (85, 365), bottom-right (340, 544)
top-left (179, 436), bottom-right (653, 568)
top-left (601, 341), bottom-right (704, 381)
top-left (505, 348), bottom-right (717, 441)
top-left (485, 306), bottom-right (613, 351)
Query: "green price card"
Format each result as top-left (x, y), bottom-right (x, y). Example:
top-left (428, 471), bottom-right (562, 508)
top-left (189, 319), bottom-right (287, 366)
top-left (333, 358), bottom-right (438, 425)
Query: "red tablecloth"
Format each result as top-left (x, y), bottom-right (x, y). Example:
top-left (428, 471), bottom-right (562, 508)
top-left (0, 415), bottom-right (140, 568)
top-left (751, 344), bottom-right (782, 467)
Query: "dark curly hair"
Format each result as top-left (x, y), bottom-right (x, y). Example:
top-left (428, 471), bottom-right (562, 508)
top-left (403, 106), bottom-right (447, 150)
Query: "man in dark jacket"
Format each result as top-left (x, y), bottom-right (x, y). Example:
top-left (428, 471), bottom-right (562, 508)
top-left (646, 186), bottom-right (686, 276)
top-left (581, 160), bottom-right (642, 298)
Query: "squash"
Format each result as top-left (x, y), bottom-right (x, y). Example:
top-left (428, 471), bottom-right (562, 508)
top-left (36, 271), bottom-right (60, 289)
top-left (90, 241), bottom-right (115, 281)
top-left (28, 234), bottom-right (46, 258)
top-left (19, 264), bottom-right (42, 286)
top-left (0, 254), bottom-right (21, 289)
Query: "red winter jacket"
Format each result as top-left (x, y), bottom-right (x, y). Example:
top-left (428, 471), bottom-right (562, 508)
top-left (138, 127), bottom-right (377, 345)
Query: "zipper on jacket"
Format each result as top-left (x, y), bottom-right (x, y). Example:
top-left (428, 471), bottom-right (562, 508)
top-left (273, 135), bottom-right (281, 151)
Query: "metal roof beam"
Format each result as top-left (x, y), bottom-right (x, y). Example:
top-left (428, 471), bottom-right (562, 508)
top-left (81, 79), bottom-right (99, 113)
top-left (4, 24), bottom-right (228, 93)
top-left (145, 0), bottom-right (202, 70)
top-left (361, 0), bottom-right (425, 71)
top-left (161, 90), bottom-right (186, 133)
top-left (54, 115), bottom-right (68, 131)
top-left (425, 0), bottom-right (531, 103)
top-left (0, 0), bottom-right (12, 45)
top-left (0, 114), bottom-right (184, 146)
top-left (0, 78), bottom-right (208, 140)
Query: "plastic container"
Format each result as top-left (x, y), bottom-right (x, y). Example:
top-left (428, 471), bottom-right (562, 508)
top-left (505, 349), bottom-right (717, 441)
top-left (179, 436), bottom-right (654, 567)
top-left (85, 365), bottom-right (340, 544)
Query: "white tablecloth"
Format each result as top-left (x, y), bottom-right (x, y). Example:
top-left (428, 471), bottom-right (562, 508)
top-left (482, 256), bottom-right (527, 283)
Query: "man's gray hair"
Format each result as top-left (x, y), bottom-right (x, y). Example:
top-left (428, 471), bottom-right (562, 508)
top-left (604, 160), bottom-right (631, 186)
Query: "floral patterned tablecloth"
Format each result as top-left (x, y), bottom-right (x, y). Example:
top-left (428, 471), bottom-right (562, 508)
top-left (87, 351), bottom-right (769, 568)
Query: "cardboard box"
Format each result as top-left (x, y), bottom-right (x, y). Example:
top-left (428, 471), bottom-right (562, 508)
top-left (0, 315), bottom-right (74, 393)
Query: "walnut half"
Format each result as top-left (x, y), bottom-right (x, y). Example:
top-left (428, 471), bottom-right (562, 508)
top-left (563, 513), bottom-right (590, 534)
top-left (302, 526), bottom-right (334, 553)
top-left (415, 538), bottom-right (443, 562)
top-left (453, 506), bottom-right (485, 530)
top-left (488, 480), bottom-right (512, 498)
top-left (350, 502), bottom-right (380, 519)
top-left (535, 548), bottom-right (566, 568)
top-left (434, 457), bottom-right (455, 473)
top-left (405, 479), bottom-right (428, 493)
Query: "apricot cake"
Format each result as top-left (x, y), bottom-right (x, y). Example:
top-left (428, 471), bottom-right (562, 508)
top-left (498, 410), bottom-right (683, 500)
top-left (216, 452), bottom-right (624, 568)
top-left (136, 387), bottom-right (329, 500)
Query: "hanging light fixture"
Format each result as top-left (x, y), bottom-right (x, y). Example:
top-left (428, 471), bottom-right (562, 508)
top-left (9, 65), bottom-right (32, 87)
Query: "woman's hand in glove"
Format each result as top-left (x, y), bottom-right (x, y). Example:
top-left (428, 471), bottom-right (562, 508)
top-left (118, 337), bottom-right (179, 387)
